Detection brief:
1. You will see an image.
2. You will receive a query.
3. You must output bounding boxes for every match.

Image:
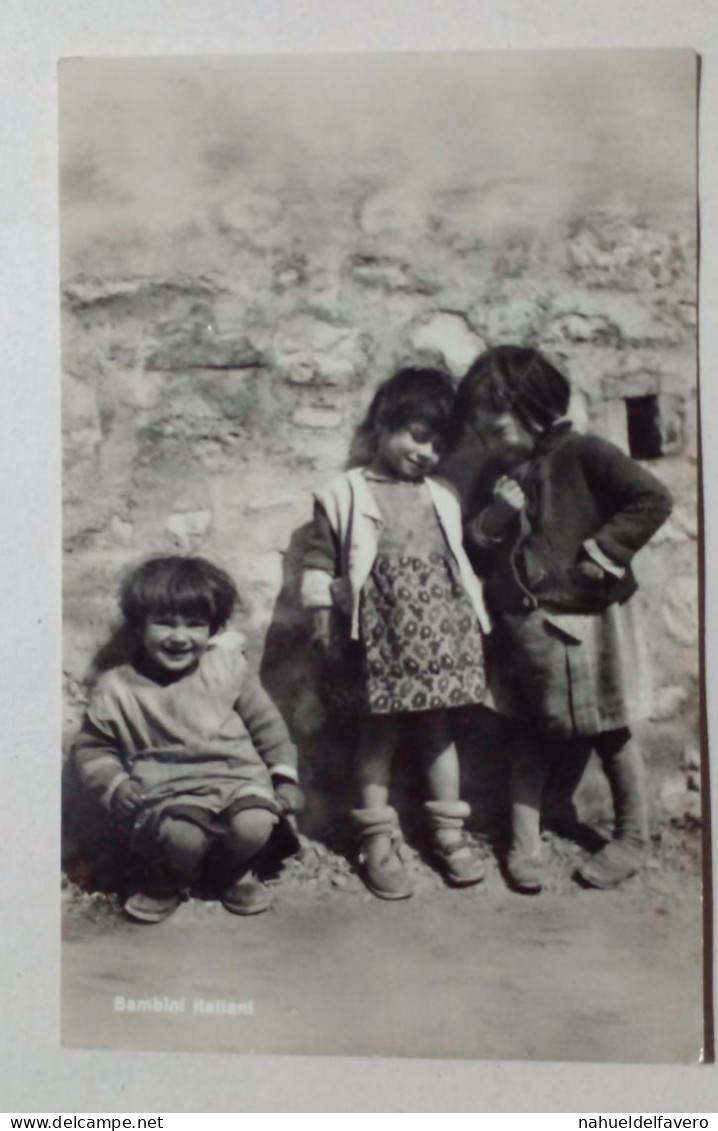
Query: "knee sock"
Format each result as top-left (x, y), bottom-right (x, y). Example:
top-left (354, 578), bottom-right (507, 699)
top-left (510, 740), bottom-right (549, 858)
top-left (424, 799), bottom-right (470, 848)
top-left (595, 728), bottom-right (648, 845)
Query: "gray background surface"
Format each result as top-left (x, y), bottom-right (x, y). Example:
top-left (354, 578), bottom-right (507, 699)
top-left (2, 0), bottom-right (717, 1113)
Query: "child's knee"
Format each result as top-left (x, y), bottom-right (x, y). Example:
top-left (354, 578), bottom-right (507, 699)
top-left (510, 737), bottom-right (548, 787)
top-left (594, 726), bottom-right (632, 762)
top-left (158, 817), bottom-right (210, 868)
top-left (226, 808), bottom-right (277, 854)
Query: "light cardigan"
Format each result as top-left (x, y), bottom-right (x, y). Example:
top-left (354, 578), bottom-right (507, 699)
top-left (301, 467), bottom-right (491, 639)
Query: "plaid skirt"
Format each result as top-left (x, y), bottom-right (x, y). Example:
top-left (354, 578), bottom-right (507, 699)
top-left (359, 551), bottom-right (486, 715)
top-left (488, 598), bottom-right (654, 739)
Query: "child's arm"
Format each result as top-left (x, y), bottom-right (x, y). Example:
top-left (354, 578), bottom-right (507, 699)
top-left (301, 500), bottom-right (340, 651)
top-left (578, 435), bottom-right (673, 567)
top-left (72, 708), bottom-right (140, 816)
top-left (235, 677), bottom-right (303, 813)
top-left (465, 476), bottom-right (527, 548)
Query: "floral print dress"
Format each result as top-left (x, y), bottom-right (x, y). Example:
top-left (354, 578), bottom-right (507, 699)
top-left (358, 473), bottom-right (486, 715)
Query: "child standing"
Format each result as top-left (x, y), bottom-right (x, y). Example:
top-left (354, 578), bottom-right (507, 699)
top-left (458, 346), bottom-right (672, 893)
top-left (73, 556), bottom-right (303, 923)
top-left (302, 367), bottom-right (491, 899)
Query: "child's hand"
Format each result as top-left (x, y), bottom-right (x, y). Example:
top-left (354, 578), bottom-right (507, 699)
top-left (309, 608), bottom-right (332, 652)
top-left (310, 608), bottom-right (344, 662)
top-left (274, 780), bottom-right (305, 815)
top-left (481, 476), bottom-right (526, 538)
top-left (493, 476), bottom-right (526, 513)
top-left (575, 559), bottom-right (606, 582)
top-left (112, 779), bottom-right (143, 818)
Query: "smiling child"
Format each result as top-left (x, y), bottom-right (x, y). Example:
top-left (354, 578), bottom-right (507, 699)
top-left (73, 556), bottom-right (302, 923)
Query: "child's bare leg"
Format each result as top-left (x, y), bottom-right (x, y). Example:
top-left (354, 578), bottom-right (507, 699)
top-left (356, 713), bottom-right (398, 809)
top-left (158, 816), bottom-right (211, 886)
top-left (511, 736), bottom-right (548, 856)
top-left (416, 708), bottom-right (460, 801)
top-left (508, 729), bottom-right (549, 893)
top-left (222, 807), bottom-right (279, 916)
top-left (595, 727), bottom-right (648, 844)
top-left (416, 710), bottom-right (484, 886)
top-left (124, 816), bottom-right (210, 923)
top-left (544, 737), bottom-right (593, 837)
top-left (578, 728), bottom-right (648, 889)
top-left (225, 808), bottom-right (278, 868)
top-left (353, 714), bottom-right (413, 899)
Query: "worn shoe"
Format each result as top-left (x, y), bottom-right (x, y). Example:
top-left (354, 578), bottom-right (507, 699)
top-left (577, 838), bottom-right (646, 889)
top-left (506, 851), bottom-right (544, 894)
top-left (352, 806), bottom-right (414, 901)
top-left (424, 800), bottom-right (484, 888)
top-left (222, 873), bottom-right (272, 915)
top-left (124, 890), bottom-right (183, 924)
top-left (358, 832), bottom-right (414, 901)
top-left (433, 832), bottom-right (486, 887)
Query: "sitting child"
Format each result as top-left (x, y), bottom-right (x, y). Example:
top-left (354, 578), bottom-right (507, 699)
top-left (72, 555), bottom-right (302, 923)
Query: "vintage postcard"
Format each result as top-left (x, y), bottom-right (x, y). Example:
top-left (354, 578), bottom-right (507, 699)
top-left (60, 49), bottom-right (703, 1061)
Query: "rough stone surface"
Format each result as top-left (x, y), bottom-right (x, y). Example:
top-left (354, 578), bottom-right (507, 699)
top-left (681, 746), bottom-right (701, 772)
top-left (662, 576), bottom-right (700, 648)
top-left (651, 685), bottom-right (691, 722)
top-left (293, 405), bottom-right (344, 430)
top-left (147, 316), bottom-right (264, 372)
top-left (564, 215), bottom-right (692, 294)
top-left (409, 313), bottom-right (485, 376)
top-left (109, 515), bottom-right (134, 545)
top-left (166, 510), bottom-right (213, 551)
top-left (347, 254), bottom-right (437, 295)
top-left (654, 394), bottom-right (686, 455)
top-left (273, 316), bottom-right (366, 387)
top-left (587, 399), bottom-right (630, 452)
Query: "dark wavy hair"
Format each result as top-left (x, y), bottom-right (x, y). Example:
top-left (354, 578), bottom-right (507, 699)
top-left (456, 346), bottom-right (570, 433)
top-left (119, 556), bottom-right (238, 634)
top-left (359, 366), bottom-right (458, 446)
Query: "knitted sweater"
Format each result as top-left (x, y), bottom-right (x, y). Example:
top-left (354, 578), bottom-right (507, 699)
top-left (73, 633), bottom-right (298, 815)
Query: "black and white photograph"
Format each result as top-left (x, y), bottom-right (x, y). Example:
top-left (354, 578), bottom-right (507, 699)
top-left (60, 49), bottom-right (703, 1063)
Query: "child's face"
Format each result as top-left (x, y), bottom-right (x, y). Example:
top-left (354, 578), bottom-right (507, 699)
top-left (471, 408), bottom-right (535, 453)
top-left (374, 421), bottom-right (446, 480)
top-left (142, 613), bottom-right (212, 675)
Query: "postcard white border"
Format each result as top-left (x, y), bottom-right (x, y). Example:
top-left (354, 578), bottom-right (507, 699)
top-left (2, 0), bottom-right (716, 1113)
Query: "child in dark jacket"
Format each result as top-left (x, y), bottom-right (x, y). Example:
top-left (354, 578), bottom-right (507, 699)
top-left (456, 346), bottom-right (672, 892)
top-left (73, 556), bottom-right (302, 922)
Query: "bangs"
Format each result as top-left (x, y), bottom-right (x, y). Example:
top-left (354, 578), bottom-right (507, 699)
top-left (407, 397), bottom-right (457, 444)
top-left (457, 346), bottom-right (569, 424)
top-left (470, 372), bottom-right (515, 414)
top-left (375, 368), bottom-right (457, 439)
top-left (136, 575), bottom-right (216, 622)
top-left (120, 557), bottom-right (237, 631)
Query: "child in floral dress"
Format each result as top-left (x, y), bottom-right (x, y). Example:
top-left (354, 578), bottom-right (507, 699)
top-left (302, 367), bottom-right (491, 899)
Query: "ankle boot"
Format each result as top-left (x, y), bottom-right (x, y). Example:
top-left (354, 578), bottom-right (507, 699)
top-left (351, 806), bottom-right (414, 900)
top-left (424, 800), bottom-right (485, 887)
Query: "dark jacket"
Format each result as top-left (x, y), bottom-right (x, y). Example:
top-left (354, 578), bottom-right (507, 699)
top-left (463, 423), bottom-right (673, 615)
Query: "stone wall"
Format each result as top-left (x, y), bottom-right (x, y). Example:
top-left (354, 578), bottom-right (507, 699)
top-left (62, 188), bottom-right (699, 841)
